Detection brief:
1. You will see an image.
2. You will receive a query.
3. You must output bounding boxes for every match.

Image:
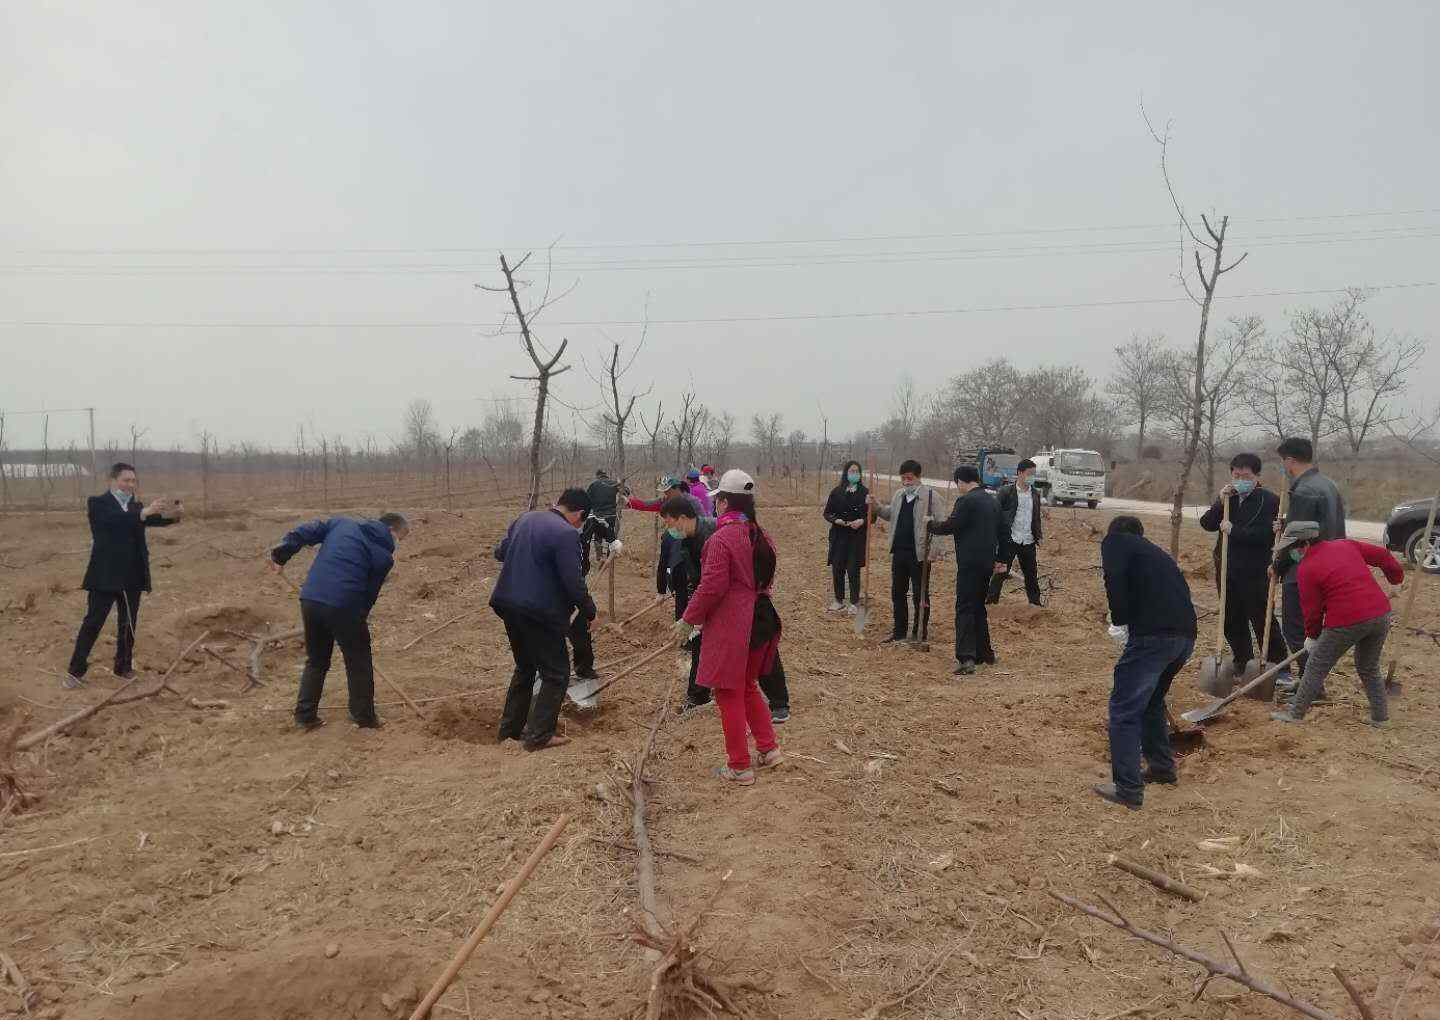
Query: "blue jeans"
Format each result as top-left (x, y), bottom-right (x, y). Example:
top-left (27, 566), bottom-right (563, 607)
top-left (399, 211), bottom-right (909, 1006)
top-left (1108, 633), bottom-right (1195, 802)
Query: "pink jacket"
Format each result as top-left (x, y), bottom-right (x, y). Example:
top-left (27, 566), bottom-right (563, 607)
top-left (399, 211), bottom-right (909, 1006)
top-left (689, 481), bottom-right (714, 517)
top-left (682, 516), bottom-right (756, 691)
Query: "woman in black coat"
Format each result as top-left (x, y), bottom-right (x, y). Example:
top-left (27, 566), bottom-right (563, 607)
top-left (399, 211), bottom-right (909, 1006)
top-left (822, 460), bottom-right (869, 613)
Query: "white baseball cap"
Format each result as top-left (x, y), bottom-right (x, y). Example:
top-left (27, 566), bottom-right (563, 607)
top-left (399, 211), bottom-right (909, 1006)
top-left (717, 469), bottom-right (757, 495)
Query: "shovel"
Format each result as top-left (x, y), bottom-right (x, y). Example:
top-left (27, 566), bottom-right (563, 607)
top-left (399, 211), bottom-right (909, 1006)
top-left (854, 454), bottom-right (878, 636)
top-left (1182, 647), bottom-right (1304, 724)
top-left (1236, 487), bottom-right (1289, 700)
top-left (567, 641), bottom-right (673, 704)
top-left (1196, 498), bottom-right (1236, 696)
top-left (1165, 706), bottom-right (1206, 753)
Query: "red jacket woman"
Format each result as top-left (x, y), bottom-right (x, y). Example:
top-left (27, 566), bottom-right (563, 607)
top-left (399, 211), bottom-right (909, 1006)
top-left (678, 470), bottom-right (781, 784)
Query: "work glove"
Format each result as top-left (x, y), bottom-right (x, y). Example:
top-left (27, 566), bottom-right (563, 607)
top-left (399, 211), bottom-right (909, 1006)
top-left (608, 540), bottom-right (624, 556)
top-left (1107, 624), bottom-right (1129, 649)
top-left (1303, 636), bottom-right (1317, 654)
top-left (671, 619), bottom-right (697, 647)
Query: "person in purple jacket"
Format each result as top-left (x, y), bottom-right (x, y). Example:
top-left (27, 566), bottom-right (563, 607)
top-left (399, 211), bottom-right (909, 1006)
top-left (687, 469), bottom-right (714, 517)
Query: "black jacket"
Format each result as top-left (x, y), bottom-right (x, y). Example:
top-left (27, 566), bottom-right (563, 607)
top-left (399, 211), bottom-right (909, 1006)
top-left (491, 509), bottom-right (592, 628)
top-left (1198, 488), bottom-right (1280, 579)
top-left (81, 494), bottom-right (177, 592)
top-left (822, 482), bottom-right (870, 567)
top-left (996, 483), bottom-right (1042, 544)
top-left (586, 478), bottom-right (621, 521)
top-left (1283, 467), bottom-right (1346, 580)
top-left (1101, 532), bottom-right (1197, 638)
top-left (929, 487), bottom-right (1001, 570)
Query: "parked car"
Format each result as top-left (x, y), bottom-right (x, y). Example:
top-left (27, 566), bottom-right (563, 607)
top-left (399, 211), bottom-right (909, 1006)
top-left (1382, 497), bottom-right (1439, 572)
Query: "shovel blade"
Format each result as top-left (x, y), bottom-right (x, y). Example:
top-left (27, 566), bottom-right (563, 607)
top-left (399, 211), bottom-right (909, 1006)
top-left (1196, 655), bottom-right (1236, 697)
top-left (1238, 660), bottom-right (1276, 702)
top-left (853, 602), bottom-right (868, 635)
top-left (1181, 699), bottom-right (1228, 725)
top-left (567, 679), bottom-right (601, 706)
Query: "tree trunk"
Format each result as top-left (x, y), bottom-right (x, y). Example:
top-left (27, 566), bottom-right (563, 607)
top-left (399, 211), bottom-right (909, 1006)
top-left (1136, 412), bottom-right (1147, 461)
top-left (1169, 271), bottom-right (1219, 558)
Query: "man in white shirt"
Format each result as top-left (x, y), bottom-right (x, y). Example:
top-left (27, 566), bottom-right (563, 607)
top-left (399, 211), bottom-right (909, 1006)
top-left (988, 458), bottom-right (1043, 606)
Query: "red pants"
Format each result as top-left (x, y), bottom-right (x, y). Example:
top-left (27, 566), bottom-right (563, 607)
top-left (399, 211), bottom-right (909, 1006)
top-left (713, 677), bottom-right (778, 771)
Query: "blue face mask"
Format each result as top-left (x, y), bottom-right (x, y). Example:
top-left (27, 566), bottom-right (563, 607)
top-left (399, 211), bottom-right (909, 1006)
top-left (902, 483), bottom-right (919, 497)
top-left (112, 489), bottom-right (133, 506)
top-left (1289, 548), bottom-right (1303, 564)
top-left (847, 470), bottom-right (861, 485)
top-left (665, 526), bottom-right (684, 540)
top-left (1234, 478), bottom-right (1257, 495)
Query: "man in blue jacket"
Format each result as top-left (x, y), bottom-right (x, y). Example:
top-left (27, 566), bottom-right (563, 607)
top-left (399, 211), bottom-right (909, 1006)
top-left (491, 488), bottom-right (595, 751)
top-left (269, 512), bottom-right (410, 730)
top-left (1096, 515), bottom-right (1197, 809)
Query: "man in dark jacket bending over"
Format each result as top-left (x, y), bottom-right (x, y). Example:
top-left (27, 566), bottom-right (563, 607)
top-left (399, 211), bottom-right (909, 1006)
top-left (492, 488), bottom-right (595, 751)
top-left (1096, 515), bottom-right (1197, 810)
top-left (270, 512), bottom-right (410, 730)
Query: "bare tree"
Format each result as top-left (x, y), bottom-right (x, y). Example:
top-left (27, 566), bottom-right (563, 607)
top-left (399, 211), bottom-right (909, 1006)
top-left (702, 410), bottom-right (737, 469)
top-left (127, 423), bottom-right (149, 469)
top-left (923, 357), bottom-right (1025, 465)
top-left (441, 426), bottom-right (461, 509)
top-left (750, 412), bottom-right (784, 472)
top-left (1024, 364), bottom-right (1104, 452)
top-left (1161, 316), bottom-right (1263, 493)
top-left (670, 387), bottom-right (703, 470)
top-left (0, 412), bottom-right (8, 506)
top-left (1107, 332), bottom-right (1171, 459)
top-left (586, 317), bottom-right (652, 484)
top-left (481, 252), bottom-right (576, 510)
top-left (1144, 105), bottom-right (1249, 557)
top-left (639, 402), bottom-right (665, 477)
top-left (1323, 291), bottom-right (1427, 462)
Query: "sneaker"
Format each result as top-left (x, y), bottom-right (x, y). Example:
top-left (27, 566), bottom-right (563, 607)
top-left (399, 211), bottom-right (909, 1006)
top-left (753, 748), bottom-right (784, 770)
top-left (62, 672), bottom-right (87, 690)
top-left (713, 766), bottom-right (756, 786)
top-left (677, 699), bottom-right (712, 717)
top-left (296, 717), bottom-right (326, 732)
top-left (825, 601), bottom-right (843, 613)
top-left (114, 669), bottom-right (138, 682)
top-left (953, 660), bottom-right (976, 676)
top-left (770, 707), bottom-right (790, 725)
top-left (1092, 783), bottom-right (1142, 810)
top-left (1270, 709), bottom-right (1302, 724)
top-left (844, 604), bottom-right (858, 616)
top-left (1141, 768), bottom-right (1178, 785)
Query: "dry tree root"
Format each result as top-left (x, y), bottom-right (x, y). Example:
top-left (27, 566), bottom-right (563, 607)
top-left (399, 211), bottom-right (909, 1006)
top-left (0, 717), bottom-right (41, 822)
top-left (223, 626), bottom-right (304, 691)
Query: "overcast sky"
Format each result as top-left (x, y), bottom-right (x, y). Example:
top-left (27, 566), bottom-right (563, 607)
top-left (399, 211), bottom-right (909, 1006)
top-left (3, 1), bottom-right (1436, 453)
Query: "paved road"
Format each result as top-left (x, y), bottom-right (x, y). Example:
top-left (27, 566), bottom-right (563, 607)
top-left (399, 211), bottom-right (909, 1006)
top-left (879, 474), bottom-right (1385, 543)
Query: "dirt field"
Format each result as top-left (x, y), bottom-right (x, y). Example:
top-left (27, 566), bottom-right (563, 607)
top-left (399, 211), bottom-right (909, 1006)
top-left (3, 485), bottom-right (1438, 1020)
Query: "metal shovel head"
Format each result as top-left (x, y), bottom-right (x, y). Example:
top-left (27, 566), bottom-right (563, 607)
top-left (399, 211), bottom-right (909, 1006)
top-left (1196, 655), bottom-right (1236, 698)
top-left (566, 677), bottom-right (601, 708)
top-left (1238, 660), bottom-right (1276, 702)
top-left (853, 600), bottom-right (868, 635)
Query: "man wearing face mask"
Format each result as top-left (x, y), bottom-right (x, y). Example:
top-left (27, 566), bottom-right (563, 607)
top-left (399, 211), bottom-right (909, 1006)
top-left (1198, 453), bottom-right (1287, 678)
top-left (873, 460), bottom-right (940, 644)
top-left (491, 488), bottom-right (595, 751)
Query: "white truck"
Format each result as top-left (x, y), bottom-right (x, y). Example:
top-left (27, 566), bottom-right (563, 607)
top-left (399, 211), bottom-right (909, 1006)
top-left (1031, 448), bottom-right (1106, 508)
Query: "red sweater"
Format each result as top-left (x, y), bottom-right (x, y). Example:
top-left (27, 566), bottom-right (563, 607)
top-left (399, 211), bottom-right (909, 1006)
top-left (1296, 539), bottom-right (1403, 637)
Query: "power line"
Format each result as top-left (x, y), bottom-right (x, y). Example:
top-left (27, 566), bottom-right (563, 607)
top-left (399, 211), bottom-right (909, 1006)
top-left (1, 281), bottom-right (1433, 330)
top-left (4, 207), bottom-right (1437, 256)
top-left (4, 226), bottom-right (1438, 276)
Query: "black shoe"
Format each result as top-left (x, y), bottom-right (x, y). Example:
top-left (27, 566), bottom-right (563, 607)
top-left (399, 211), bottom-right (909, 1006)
top-left (979, 655), bottom-right (997, 666)
top-left (771, 707), bottom-right (790, 724)
top-left (953, 660), bottom-right (976, 676)
top-left (1141, 768), bottom-right (1178, 785)
top-left (296, 717), bottom-right (326, 732)
top-left (575, 669), bottom-right (600, 682)
top-left (351, 715), bottom-right (383, 729)
top-left (114, 669), bottom-right (138, 682)
top-left (881, 635), bottom-right (905, 645)
top-left (1028, 600), bottom-right (1044, 608)
top-left (1092, 783), bottom-right (1142, 810)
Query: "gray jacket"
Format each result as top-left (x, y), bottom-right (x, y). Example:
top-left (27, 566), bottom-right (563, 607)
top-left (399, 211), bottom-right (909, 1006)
top-left (1283, 467), bottom-right (1346, 579)
top-left (874, 485), bottom-right (945, 562)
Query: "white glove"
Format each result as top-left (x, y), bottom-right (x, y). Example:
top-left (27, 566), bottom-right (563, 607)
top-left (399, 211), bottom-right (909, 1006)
top-left (608, 540), bottom-right (624, 556)
top-left (1107, 624), bottom-right (1129, 648)
top-left (1303, 637), bottom-right (1317, 653)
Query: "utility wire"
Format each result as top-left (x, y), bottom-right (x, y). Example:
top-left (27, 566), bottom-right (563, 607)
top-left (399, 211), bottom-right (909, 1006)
top-left (1, 281), bottom-right (1434, 330)
top-left (4, 207), bottom-right (1436, 256)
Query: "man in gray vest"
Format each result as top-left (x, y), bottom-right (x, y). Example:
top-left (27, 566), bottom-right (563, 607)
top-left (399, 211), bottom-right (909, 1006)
top-left (1274, 437), bottom-right (1345, 697)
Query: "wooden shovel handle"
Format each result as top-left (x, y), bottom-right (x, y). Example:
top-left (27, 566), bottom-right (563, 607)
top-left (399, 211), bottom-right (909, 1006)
top-left (587, 642), bottom-right (674, 699)
top-left (1259, 488), bottom-right (1289, 662)
top-left (1215, 498), bottom-right (1230, 656)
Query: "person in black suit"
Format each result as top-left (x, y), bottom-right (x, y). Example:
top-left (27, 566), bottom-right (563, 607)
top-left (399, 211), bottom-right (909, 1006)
top-left (928, 465), bottom-right (1004, 676)
top-left (65, 463), bottom-right (182, 688)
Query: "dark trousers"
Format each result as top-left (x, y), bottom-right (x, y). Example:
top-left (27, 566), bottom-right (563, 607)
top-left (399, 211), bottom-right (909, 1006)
top-left (953, 566), bottom-right (995, 664)
top-left (891, 554), bottom-right (928, 639)
top-left (1218, 571), bottom-right (1287, 670)
top-left (68, 588), bottom-right (143, 677)
top-left (671, 562), bottom-right (691, 620)
top-left (295, 599), bottom-right (376, 724)
top-left (832, 559), bottom-right (862, 604)
top-left (988, 540), bottom-right (1041, 605)
top-left (498, 611), bottom-right (570, 747)
top-left (687, 638), bottom-right (788, 712)
top-left (569, 611), bottom-right (596, 677)
top-left (1108, 633), bottom-right (1195, 801)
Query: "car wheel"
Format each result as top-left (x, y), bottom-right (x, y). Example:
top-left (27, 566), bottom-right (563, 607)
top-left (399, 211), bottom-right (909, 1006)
top-left (1405, 527), bottom-right (1440, 574)
top-left (1059, 499), bottom-right (1073, 507)
top-left (1087, 500), bottom-right (1099, 510)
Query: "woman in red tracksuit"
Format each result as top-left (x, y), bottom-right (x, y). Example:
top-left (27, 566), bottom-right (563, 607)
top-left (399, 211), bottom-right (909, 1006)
top-left (674, 470), bottom-right (782, 785)
top-left (1270, 521), bottom-right (1404, 727)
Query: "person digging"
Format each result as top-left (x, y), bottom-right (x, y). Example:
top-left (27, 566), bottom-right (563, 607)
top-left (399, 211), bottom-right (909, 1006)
top-left (1269, 521), bottom-right (1404, 728)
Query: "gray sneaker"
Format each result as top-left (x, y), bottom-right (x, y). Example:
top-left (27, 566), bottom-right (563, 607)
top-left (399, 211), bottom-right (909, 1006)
top-left (63, 672), bottom-right (87, 690)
